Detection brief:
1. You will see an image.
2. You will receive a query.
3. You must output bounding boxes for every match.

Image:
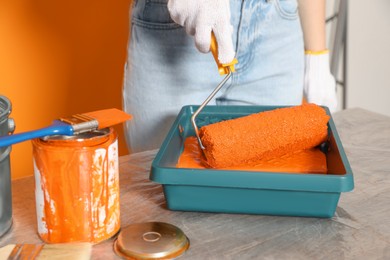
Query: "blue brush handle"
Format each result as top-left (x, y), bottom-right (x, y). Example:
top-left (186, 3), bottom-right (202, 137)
top-left (0, 120), bottom-right (74, 148)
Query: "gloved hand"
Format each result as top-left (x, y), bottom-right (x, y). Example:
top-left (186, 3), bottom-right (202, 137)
top-left (167, 0), bottom-right (235, 64)
top-left (303, 51), bottom-right (338, 113)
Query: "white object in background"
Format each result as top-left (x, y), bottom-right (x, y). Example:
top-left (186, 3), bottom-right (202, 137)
top-left (346, 0), bottom-right (390, 116)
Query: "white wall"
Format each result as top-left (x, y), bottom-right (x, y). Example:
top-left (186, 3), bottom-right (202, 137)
top-left (326, 0), bottom-right (390, 117)
top-left (326, 0), bottom-right (348, 112)
top-left (346, 0), bottom-right (390, 116)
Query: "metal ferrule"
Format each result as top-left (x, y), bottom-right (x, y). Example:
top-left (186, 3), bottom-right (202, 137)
top-left (71, 120), bottom-right (99, 134)
top-left (60, 114), bottom-right (99, 134)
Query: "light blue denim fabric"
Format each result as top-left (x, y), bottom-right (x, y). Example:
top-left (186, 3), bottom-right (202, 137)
top-left (123, 0), bottom-right (304, 152)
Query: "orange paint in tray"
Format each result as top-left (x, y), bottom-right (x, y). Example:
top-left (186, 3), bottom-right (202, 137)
top-left (32, 127), bottom-right (120, 243)
top-left (177, 104), bottom-right (330, 173)
top-left (177, 137), bottom-right (327, 174)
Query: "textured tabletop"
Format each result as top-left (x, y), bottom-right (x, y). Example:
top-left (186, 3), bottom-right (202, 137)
top-left (2, 108), bottom-right (390, 259)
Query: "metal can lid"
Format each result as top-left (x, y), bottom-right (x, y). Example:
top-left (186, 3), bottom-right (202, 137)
top-left (41, 128), bottom-right (110, 141)
top-left (34, 128), bottom-right (114, 148)
top-left (114, 222), bottom-right (189, 259)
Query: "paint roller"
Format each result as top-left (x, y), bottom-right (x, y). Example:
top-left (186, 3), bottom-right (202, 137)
top-left (191, 35), bottom-right (330, 168)
top-left (199, 103), bottom-right (330, 168)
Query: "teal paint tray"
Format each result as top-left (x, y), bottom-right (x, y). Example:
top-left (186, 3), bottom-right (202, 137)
top-left (150, 105), bottom-right (354, 218)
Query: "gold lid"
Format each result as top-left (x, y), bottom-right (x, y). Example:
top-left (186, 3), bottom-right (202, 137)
top-left (114, 222), bottom-right (189, 259)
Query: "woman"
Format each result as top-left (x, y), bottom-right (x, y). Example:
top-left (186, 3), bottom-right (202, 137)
top-left (123, 0), bottom-right (337, 153)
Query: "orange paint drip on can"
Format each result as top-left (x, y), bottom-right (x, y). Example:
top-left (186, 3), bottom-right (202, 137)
top-left (32, 128), bottom-right (120, 244)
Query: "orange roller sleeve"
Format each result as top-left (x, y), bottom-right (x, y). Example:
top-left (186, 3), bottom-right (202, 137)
top-left (199, 103), bottom-right (330, 168)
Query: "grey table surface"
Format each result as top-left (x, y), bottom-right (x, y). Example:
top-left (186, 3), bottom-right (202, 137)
top-left (1, 108), bottom-right (390, 260)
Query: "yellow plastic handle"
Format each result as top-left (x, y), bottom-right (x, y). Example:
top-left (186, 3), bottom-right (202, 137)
top-left (210, 33), bottom-right (238, 75)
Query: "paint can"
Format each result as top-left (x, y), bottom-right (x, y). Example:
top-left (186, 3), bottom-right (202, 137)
top-left (32, 127), bottom-right (120, 243)
top-left (0, 95), bottom-right (15, 237)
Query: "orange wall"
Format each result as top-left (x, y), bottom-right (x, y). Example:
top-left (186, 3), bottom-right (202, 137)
top-left (0, 0), bottom-right (132, 179)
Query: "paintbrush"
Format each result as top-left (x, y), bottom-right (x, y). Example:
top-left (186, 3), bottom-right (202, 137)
top-left (0, 243), bottom-right (92, 259)
top-left (0, 108), bottom-right (132, 148)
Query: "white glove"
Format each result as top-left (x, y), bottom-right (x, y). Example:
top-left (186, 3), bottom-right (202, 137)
top-left (167, 0), bottom-right (235, 64)
top-left (303, 51), bottom-right (338, 113)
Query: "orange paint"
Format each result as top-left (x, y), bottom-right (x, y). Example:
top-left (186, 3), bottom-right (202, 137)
top-left (177, 137), bottom-right (327, 174)
top-left (32, 128), bottom-right (120, 243)
top-left (81, 108), bottom-right (132, 129)
top-left (199, 104), bottom-right (330, 168)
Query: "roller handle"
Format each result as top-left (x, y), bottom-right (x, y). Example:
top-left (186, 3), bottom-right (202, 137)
top-left (0, 121), bottom-right (74, 148)
top-left (191, 33), bottom-right (238, 149)
top-left (210, 32), bottom-right (238, 75)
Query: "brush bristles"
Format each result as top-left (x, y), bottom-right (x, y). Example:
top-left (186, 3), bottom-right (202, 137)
top-left (82, 108), bottom-right (132, 129)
